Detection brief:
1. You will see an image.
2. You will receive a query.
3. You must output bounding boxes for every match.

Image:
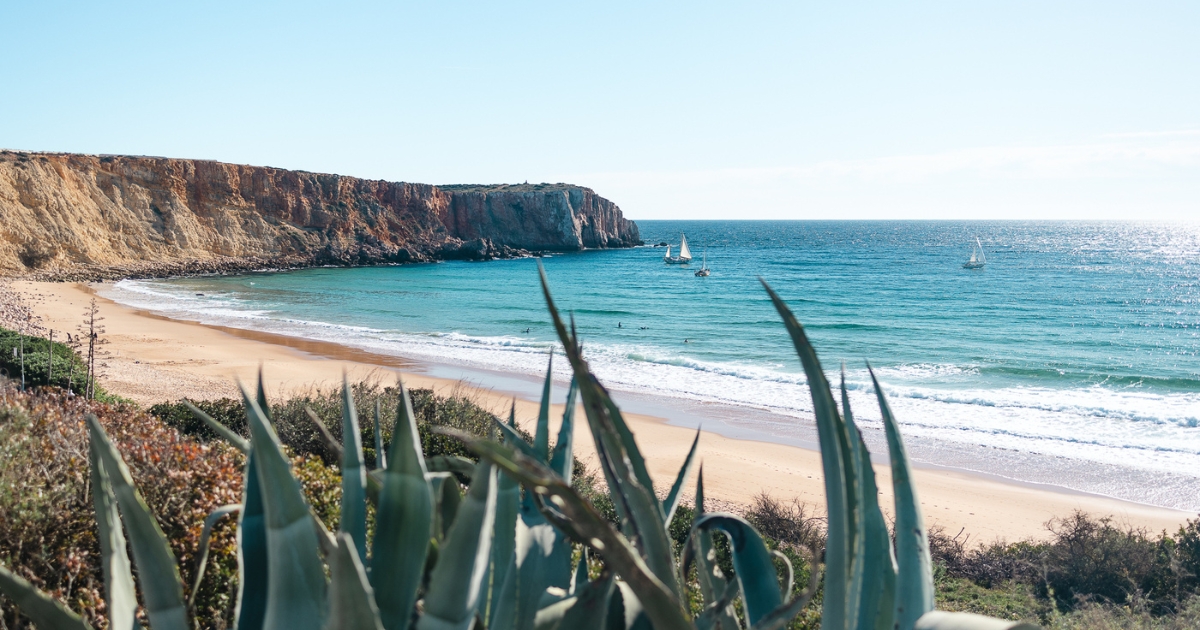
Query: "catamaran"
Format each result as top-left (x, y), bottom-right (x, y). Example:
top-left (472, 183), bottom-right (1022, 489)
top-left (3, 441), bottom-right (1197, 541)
top-left (963, 237), bottom-right (986, 269)
top-left (694, 250), bottom-right (710, 276)
top-left (664, 233), bottom-right (692, 264)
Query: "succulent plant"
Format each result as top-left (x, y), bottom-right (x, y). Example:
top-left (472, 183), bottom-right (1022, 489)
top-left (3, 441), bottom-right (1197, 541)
top-left (0, 266), bottom-right (1038, 630)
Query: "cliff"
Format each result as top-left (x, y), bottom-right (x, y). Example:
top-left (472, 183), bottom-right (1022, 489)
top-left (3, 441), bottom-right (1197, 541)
top-left (0, 151), bottom-right (641, 279)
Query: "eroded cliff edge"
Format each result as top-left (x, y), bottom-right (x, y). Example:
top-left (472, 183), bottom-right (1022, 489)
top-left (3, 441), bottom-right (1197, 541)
top-left (0, 151), bottom-right (641, 279)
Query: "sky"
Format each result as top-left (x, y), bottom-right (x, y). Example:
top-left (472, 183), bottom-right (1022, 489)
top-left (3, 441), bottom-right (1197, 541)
top-left (1, 1), bottom-right (1197, 220)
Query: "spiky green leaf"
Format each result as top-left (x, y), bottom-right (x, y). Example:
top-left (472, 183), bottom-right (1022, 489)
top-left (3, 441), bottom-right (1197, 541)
top-left (87, 416), bottom-right (188, 630)
top-left (691, 514), bottom-right (782, 627)
top-left (374, 400), bottom-right (387, 470)
top-left (184, 400), bottom-right (249, 452)
top-left (235, 453), bottom-right (269, 630)
top-left (536, 352), bottom-right (553, 461)
top-left (761, 280), bottom-right (850, 630)
top-left (842, 373), bottom-right (895, 630)
top-left (340, 377), bottom-right (368, 562)
top-left (325, 533), bottom-right (385, 630)
top-left (371, 380), bottom-right (433, 630)
top-left (88, 436), bottom-right (137, 630)
top-left (239, 384), bottom-right (327, 630)
top-left (420, 461), bottom-right (498, 630)
top-left (189, 505), bottom-right (241, 611)
top-left (870, 366), bottom-right (935, 628)
top-left (663, 428), bottom-right (700, 529)
top-left (447, 427), bottom-right (690, 630)
top-left (0, 565), bottom-right (93, 630)
top-left (548, 377), bottom-right (578, 483)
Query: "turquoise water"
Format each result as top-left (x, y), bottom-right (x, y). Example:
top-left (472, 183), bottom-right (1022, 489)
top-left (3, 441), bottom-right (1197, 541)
top-left (107, 221), bottom-right (1200, 506)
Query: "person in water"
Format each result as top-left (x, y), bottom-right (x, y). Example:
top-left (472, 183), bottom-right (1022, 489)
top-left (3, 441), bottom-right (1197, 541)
top-left (618, 322), bottom-right (622, 328)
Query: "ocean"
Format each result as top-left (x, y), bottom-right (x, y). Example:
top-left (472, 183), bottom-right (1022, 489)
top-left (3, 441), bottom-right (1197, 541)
top-left (103, 221), bottom-right (1200, 510)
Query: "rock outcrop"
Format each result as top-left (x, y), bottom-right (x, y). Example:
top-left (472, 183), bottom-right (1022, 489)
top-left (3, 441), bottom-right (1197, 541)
top-left (0, 151), bottom-right (640, 279)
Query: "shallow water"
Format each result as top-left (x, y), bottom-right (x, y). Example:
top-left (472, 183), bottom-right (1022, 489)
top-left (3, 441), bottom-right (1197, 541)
top-left (106, 221), bottom-right (1200, 509)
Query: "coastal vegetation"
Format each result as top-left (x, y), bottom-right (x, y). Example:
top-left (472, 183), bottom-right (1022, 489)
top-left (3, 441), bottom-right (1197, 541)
top-left (1, 275), bottom-right (1198, 629)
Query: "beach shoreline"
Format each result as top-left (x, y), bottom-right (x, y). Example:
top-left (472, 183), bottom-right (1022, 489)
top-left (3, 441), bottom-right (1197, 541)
top-left (13, 279), bottom-right (1194, 542)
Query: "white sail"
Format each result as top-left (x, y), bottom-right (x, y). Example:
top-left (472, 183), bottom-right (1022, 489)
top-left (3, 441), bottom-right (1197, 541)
top-left (976, 237), bottom-right (986, 264)
top-left (663, 245), bottom-right (672, 260)
top-left (679, 234), bottom-right (692, 261)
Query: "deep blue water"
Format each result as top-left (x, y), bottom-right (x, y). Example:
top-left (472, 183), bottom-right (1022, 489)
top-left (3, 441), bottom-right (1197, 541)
top-left (107, 221), bottom-right (1200, 499)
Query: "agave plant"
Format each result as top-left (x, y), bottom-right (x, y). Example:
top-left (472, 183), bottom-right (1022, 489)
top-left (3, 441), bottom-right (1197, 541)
top-left (0, 266), bottom-right (1037, 630)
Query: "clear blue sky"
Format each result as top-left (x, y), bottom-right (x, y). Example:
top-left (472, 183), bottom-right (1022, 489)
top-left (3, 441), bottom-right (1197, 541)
top-left (2, 1), bottom-right (1197, 220)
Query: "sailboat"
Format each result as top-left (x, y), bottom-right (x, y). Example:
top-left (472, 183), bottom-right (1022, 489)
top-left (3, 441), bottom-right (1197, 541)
top-left (963, 237), bottom-right (986, 269)
top-left (694, 250), bottom-right (710, 276)
top-left (664, 233), bottom-right (692, 264)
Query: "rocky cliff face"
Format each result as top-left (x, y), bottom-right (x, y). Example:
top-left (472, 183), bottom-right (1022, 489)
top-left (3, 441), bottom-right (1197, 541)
top-left (440, 184), bottom-right (640, 250)
top-left (0, 151), bottom-right (640, 278)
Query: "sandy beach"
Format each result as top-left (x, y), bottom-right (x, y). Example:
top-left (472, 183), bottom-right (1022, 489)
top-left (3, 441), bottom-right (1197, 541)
top-left (14, 279), bottom-right (1194, 543)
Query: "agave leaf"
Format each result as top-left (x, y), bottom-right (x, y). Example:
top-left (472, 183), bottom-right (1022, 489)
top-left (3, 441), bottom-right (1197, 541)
top-left (88, 437), bottom-right (138, 630)
top-left (374, 400), bottom-right (387, 470)
top-left (570, 547), bottom-right (589, 595)
top-left (761, 280), bottom-right (851, 630)
top-left (428, 472), bottom-right (463, 542)
top-left (486, 464), bottom-right (519, 627)
top-left (602, 395), bottom-right (659, 512)
top-left (494, 419), bottom-right (541, 461)
top-left (445, 427), bottom-right (691, 630)
top-left (235, 452), bottom-right (269, 630)
top-left (694, 579), bottom-right (739, 630)
top-left (0, 565), bottom-right (94, 630)
top-left (914, 611), bottom-right (1040, 630)
top-left (536, 352), bottom-right (553, 461)
top-left (337, 378), bottom-right (369, 562)
top-left (870, 366), bottom-right (935, 628)
top-left (427, 455), bottom-right (477, 480)
top-left (690, 467), bottom-right (737, 630)
top-left (493, 487), bottom-right (574, 630)
top-left (662, 428), bottom-right (700, 529)
top-left (87, 416), bottom-right (188, 630)
top-left (690, 514), bottom-right (782, 628)
top-left (531, 596), bottom-right (576, 630)
top-left (420, 461), bottom-right (498, 630)
top-left (842, 372), bottom-right (896, 630)
top-left (325, 532), bottom-right (385, 630)
top-left (239, 384), bottom-right (327, 630)
top-left (555, 572), bottom-right (614, 630)
top-left (488, 518), bottom-right (561, 630)
top-left (548, 377), bottom-right (578, 483)
top-left (371, 380), bottom-right (433, 630)
top-left (305, 407), bottom-right (345, 462)
top-left (256, 373), bottom-right (272, 422)
top-left (188, 505), bottom-right (241, 611)
top-left (609, 582), bottom-right (652, 630)
top-left (537, 265), bottom-right (678, 597)
top-left (184, 400), bottom-right (249, 452)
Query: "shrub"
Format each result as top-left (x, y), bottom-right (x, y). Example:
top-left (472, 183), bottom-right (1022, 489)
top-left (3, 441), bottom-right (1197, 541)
top-left (0, 381), bottom-right (243, 630)
top-left (152, 380), bottom-right (503, 468)
top-left (149, 397), bottom-right (246, 442)
top-left (1040, 511), bottom-right (1176, 613)
top-left (745, 493), bottom-right (826, 554)
top-left (0, 326), bottom-right (91, 395)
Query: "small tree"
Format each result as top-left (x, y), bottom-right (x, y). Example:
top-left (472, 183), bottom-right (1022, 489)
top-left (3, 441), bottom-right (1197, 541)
top-left (46, 329), bottom-right (54, 387)
top-left (64, 332), bottom-right (82, 394)
top-left (77, 298), bottom-right (108, 399)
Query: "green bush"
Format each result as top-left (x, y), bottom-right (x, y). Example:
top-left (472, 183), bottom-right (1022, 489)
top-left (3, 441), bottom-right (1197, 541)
top-left (0, 326), bottom-right (90, 394)
top-left (151, 381), bottom-right (504, 468)
top-left (0, 382), bottom-right (244, 630)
